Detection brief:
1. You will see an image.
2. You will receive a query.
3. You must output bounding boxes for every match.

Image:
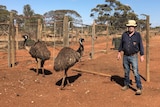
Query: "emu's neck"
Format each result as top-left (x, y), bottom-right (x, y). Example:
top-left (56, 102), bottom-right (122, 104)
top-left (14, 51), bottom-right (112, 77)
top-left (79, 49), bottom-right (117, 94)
top-left (24, 40), bottom-right (31, 51)
top-left (25, 46), bottom-right (31, 51)
top-left (76, 43), bottom-right (84, 56)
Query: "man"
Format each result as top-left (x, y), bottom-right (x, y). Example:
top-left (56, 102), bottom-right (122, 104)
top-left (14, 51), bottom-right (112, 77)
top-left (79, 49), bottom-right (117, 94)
top-left (117, 20), bottom-right (144, 95)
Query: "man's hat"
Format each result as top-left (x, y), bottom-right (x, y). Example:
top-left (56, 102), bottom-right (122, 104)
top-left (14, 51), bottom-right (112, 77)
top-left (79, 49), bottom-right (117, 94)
top-left (126, 20), bottom-right (137, 27)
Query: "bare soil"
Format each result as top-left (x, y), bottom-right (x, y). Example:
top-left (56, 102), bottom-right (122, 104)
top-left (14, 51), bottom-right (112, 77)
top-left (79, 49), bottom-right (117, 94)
top-left (0, 35), bottom-right (160, 107)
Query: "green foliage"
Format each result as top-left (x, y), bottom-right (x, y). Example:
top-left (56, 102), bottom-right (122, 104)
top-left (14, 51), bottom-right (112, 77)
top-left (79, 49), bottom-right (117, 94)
top-left (0, 5), bottom-right (10, 23)
top-left (0, 2), bottom-right (147, 36)
top-left (44, 9), bottom-right (82, 23)
top-left (90, 0), bottom-right (141, 34)
top-left (23, 4), bottom-right (34, 18)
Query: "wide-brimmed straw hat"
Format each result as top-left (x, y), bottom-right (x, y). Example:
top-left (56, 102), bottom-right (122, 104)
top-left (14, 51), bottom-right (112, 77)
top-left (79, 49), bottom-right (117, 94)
top-left (126, 20), bottom-right (137, 27)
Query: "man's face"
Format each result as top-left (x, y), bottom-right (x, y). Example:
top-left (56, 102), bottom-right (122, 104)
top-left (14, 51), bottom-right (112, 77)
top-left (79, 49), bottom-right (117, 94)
top-left (128, 26), bottom-right (135, 33)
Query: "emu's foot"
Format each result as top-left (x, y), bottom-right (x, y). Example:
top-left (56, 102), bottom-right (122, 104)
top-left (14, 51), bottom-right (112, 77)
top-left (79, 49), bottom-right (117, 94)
top-left (66, 82), bottom-right (71, 86)
top-left (36, 71), bottom-right (39, 76)
top-left (66, 79), bottom-right (70, 86)
top-left (60, 86), bottom-right (65, 90)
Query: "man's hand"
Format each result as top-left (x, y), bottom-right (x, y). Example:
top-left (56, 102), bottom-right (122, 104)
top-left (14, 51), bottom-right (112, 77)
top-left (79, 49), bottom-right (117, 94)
top-left (117, 52), bottom-right (121, 60)
top-left (140, 55), bottom-right (144, 62)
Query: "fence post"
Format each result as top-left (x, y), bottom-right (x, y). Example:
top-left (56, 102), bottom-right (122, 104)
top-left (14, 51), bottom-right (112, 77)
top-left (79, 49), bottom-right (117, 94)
top-left (106, 22), bottom-right (109, 53)
top-left (8, 12), bottom-right (15, 67)
top-left (37, 19), bottom-right (42, 68)
top-left (146, 15), bottom-right (150, 82)
top-left (53, 21), bottom-right (56, 60)
top-left (37, 19), bottom-right (42, 41)
top-left (15, 23), bottom-right (18, 50)
top-left (8, 16), bottom-right (11, 67)
top-left (91, 20), bottom-right (96, 59)
top-left (63, 16), bottom-right (69, 47)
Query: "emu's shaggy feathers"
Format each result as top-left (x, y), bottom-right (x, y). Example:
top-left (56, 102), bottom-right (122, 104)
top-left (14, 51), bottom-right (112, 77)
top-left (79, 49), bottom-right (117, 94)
top-left (54, 47), bottom-right (80, 71)
top-left (29, 41), bottom-right (50, 60)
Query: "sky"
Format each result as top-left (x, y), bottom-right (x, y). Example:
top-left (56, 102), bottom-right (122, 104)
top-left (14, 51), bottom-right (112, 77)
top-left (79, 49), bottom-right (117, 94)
top-left (0, 0), bottom-right (159, 27)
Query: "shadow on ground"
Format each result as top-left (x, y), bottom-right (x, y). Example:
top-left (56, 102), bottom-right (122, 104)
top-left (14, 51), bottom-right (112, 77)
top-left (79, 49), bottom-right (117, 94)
top-left (56, 73), bottom-right (82, 87)
top-left (30, 68), bottom-right (53, 76)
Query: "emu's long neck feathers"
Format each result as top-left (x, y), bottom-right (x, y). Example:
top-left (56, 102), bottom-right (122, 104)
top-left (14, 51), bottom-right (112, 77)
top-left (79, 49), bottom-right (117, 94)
top-left (24, 39), bottom-right (31, 51)
top-left (76, 42), bottom-right (84, 56)
top-left (25, 46), bottom-right (31, 51)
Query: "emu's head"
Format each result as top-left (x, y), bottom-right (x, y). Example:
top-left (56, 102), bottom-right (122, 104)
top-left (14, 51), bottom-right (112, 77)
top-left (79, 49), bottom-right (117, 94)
top-left (22, 35), bottom-right (29, 40)
top-left (22, 35), bottom-right (29, 46)
top-left (77, 38), bottom-right (85, 56)
top-left (79, 38), bottom-right (84, 45)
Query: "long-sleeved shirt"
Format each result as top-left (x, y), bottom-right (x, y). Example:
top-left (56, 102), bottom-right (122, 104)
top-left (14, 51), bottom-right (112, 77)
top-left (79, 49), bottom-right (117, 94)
top-left (118, 31), bottom-right (144, 56)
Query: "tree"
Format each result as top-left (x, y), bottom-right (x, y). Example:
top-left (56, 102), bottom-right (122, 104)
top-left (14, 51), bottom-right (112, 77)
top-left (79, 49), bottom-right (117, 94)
top-left (44, 9), bottom-right (82, 35)
top-left (23, 4), bottom-right (34, 18)
top-left (0, 5), bottom-right (7, 10)
top-left (44, 9), bottom-right (82, 23)
top-left (22, 4), bottom-right (44, 39)
top-left (90, 0), bottom-right (139, 34)
top-left (0, 5), bottom-right (10, 23)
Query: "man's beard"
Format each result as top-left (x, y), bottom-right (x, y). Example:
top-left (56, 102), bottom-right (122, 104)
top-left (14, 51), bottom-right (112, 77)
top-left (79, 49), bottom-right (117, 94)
top-left (128, 31), bottom-right (133, 34)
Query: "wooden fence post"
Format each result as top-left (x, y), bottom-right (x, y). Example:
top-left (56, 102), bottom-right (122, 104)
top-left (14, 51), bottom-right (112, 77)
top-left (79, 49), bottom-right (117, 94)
top-left (7, 12), bottom-right (16, 67)
top-left (11, 13), bottom-right (16, 67)
top-left (63, 16), bottom-right (69, 47)
top-left (146, 15), bottom-right (150, 82)
top-left (15, 23), bottom-right (18, 50)
top-left (37, 19), bottom-right (42, 41)
top-left (37, 19), bottom-right (42, 68)
top-left (106, 23), bottom-right (109, 53)
top-left (91, 20), bottom-right (96, 59)
top-left (8, 20), bottom-right (11, 67)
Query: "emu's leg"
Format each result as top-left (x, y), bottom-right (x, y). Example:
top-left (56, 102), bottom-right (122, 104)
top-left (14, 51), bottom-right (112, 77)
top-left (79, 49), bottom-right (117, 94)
top-left (61, 76), bottom-right (66, 90)
top-left (41, 60), bottom-right (45, 77)
top-left (65, 70), bottom-right (70, 86)
top-left (36, 59), bottom-right (41, 76)
top-left (36, 59), bottom-right (39, 76)
top-left (61, 69), bottom-right (70, 90)
top-left (42, 67), bottom-right (45, 77)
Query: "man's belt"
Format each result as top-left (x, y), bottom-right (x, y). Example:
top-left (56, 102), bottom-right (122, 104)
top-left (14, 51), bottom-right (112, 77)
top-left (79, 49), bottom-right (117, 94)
top-left (124, 53), bottom-right (137, 56)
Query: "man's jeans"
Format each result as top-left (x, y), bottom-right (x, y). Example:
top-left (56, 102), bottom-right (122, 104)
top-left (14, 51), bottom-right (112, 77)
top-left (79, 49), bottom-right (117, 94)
top-left (123, 54), bottom-right (142, 89)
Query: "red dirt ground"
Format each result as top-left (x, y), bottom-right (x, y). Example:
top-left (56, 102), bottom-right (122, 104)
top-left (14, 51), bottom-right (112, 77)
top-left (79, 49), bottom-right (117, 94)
top-left (0, 35), bottom-right (160, 107)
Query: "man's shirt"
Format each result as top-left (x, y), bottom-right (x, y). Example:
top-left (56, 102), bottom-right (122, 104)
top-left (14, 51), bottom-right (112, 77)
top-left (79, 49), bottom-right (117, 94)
top-left (118, 31), bottom-right (144, 56)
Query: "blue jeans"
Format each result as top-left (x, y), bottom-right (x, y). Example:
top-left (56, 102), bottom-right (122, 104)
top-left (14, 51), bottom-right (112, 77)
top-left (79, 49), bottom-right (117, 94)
top-left (123, 54), bottom-right (142, 89)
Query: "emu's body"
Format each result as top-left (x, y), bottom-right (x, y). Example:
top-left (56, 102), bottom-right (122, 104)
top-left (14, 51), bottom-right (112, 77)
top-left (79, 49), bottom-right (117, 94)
top-left (23, 35), bottom-right (51, 77)
top-left (54, 38), bottom-right (84, 89)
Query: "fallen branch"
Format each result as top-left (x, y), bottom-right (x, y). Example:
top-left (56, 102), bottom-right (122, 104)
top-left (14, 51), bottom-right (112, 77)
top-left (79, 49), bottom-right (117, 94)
top-left (72, 68), bottom-right (111, 77)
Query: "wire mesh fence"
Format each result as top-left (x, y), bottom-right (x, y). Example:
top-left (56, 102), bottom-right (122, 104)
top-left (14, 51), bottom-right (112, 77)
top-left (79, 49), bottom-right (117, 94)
top-left (0, 14), bottom-right (159, 69)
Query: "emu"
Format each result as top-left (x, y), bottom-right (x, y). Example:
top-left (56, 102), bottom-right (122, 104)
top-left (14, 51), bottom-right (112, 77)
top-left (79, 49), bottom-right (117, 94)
top-left (23, 35), bottom-right (51, 77)
top-left (54, 38), bottom-right (84, 89)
